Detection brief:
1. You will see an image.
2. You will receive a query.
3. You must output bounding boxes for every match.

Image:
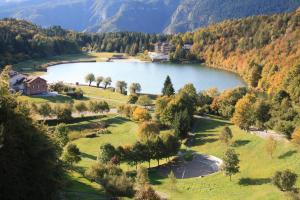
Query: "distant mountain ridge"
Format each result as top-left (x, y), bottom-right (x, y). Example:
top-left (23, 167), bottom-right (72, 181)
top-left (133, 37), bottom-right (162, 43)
top-left (1, 0), bottom-right (300, 33)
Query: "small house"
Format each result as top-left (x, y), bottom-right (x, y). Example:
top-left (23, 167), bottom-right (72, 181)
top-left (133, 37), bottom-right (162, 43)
top-left (9, 71), bottom-right (48, 95)
top-left (24, 76), bottom-right (48, 95)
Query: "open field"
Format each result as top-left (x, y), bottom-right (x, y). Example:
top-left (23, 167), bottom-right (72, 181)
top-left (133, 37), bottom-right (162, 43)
top-left (17, 85), bottom-right (128, 108)
top-left (150, 117), bottom-right (300, 200)
top-left (61, 114), bottom-right (300, 200)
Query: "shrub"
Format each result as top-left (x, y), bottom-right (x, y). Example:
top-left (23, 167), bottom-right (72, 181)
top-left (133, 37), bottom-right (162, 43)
top-left (102, 174), bottom-right (134, 197)
top-left (134, 185), bottom-right (162, 200)
top-left (183, 151), bottom-right (193, 161)
top-left (132, 107), bottom-right (151, 122)
top-left (137, 95), bottom-right (152, 106)
top-left (54, 104), bottom-right (73, 122)
top-left (272, 170), bottom-right (297, 191)
top-left (128, 95), bottom-right (138, 104)
top-left (66, 88), bottom-right (84, 99)
top-left (97, 129), bottom-right (111, 135)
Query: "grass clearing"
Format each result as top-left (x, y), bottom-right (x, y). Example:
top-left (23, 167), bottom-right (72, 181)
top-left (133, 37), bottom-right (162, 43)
top-left (17, 85), bottom-right (128, 108)
top-left (61, 114), bottom-right (300, 199)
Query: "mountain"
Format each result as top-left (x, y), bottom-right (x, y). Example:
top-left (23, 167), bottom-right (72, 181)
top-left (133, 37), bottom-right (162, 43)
top-left (0, 0), bottom-right (300, 33)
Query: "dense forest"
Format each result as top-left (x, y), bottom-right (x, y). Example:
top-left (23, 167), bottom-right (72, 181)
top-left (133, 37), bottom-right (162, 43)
top-left (170, 7), bottom-right (300, 97)
top-left (0, 18), bottom-right (168, 66)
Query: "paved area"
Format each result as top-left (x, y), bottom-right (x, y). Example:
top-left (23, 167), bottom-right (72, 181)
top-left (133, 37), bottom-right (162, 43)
top-left (156, 154), bottom-right (223, 179)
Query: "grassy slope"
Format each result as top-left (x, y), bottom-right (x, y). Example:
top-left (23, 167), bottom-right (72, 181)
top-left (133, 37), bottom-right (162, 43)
top-left (61, 115), bottom-right (300, 199)
top-left (17, 85), bottom-right (128, 108)
top-left (151, 117), bottom-right (300, 200)
top-left (62, 115), bottom-right (138, 199)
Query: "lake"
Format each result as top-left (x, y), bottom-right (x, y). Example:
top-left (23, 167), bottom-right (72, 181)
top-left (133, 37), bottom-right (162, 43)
top-left (42, 61), bottom-right (246, 94)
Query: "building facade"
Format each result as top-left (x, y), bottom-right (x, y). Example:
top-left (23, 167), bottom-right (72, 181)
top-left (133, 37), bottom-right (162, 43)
top-left (24, 77), bottom-right (48, 95)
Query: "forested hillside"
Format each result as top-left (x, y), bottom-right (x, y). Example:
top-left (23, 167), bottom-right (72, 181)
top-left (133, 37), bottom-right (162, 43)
top-left (1, 0), bottom-right (299, 33)
top-left (0, 19), bottom-right (167, 66)
top-left (171, 7), bottom-right (300, 98)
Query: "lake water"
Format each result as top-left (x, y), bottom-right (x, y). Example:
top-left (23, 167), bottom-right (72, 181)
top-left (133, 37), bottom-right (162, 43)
top-left (42, 61), bottom-right (246, 94)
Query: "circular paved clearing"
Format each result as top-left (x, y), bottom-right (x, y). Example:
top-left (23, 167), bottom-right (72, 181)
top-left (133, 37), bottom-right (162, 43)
top-left (155, 154), bottom-right (223, 179)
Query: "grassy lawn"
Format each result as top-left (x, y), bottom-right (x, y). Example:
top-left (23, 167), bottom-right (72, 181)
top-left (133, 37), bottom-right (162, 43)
top-left (150, 116), bottom-right (300, 200)
top-left (59, 114), bottom-right (300, 200)
top-left (79, 86), bottom-right (128, 108)
top-left (61, 115), bottom-right (138, 199)
top-left (17, 85), bottom-right (128, 108)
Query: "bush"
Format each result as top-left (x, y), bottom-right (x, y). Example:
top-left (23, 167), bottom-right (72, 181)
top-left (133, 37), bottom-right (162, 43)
top-left (85, 163), bottom-right (134, 197)
top-left (272, 170), bottom-right (297, 191)
top-left (132, 107), bottom-right (151, 122)
top-left (66, 88), bottom-right (84, 99)
top-left (102, 174), bottom-right (134, 197)
top-left (137, 95), bottom-right (152, 106)
top-left (128, 95), bottom-right (138, 104)
top-left (54, 104), bottom-right (73, 122)
top-left (97, 129), bottom-right (111, 135)
top-left (183, 151), bottom-right (193, 161)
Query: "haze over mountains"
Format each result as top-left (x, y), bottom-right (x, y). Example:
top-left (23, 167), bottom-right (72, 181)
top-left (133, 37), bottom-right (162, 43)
top-left (1, 0), bottom-right (300, 33)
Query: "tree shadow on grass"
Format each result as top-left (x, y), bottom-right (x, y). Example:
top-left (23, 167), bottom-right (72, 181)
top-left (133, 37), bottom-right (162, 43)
top-left (278, 150), bottom-right (297, 159)
top-left (46, 115), bottom-right (104, 126)
top-left (192, 117), bottom-right (231, 133)
top-left (148, 170), bottom-right (163, 185)
top-left (73, 166), bottom-right (87, 175)
top-left (63, 172), bottom-right (108, 200)
top-left (81, 152), bottom-right (97, 160)
top-left (193, 135), bottom-right (218, 146)
top-left (232, 140), bottom-right (251, 147)
top-left (103, 116), bottom-right (131, 127)
top-left (238, 178), bottom-right (271, 186)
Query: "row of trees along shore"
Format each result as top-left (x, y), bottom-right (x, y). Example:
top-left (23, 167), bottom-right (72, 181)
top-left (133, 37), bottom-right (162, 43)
top-left (85, 73), bottom-right (142, 95)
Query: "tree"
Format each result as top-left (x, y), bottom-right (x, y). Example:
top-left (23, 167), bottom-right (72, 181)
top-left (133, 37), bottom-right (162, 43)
top-left (38, 103), bottom-right (52, 118)
top-left (89, 101), bottom-right (110, 114)
top-left (265, 136), bottom-right (277, 159)
top-left (116, 81), bottom-right (127, 94)
top-left (96, 76), bottom-right (104, 88)
top-left (137, 121), bottom-right (160, 141)
top-left (0, 66), bottom-right (62, 199)
top-left (161, 133), bottom-right (181, 161)
top-left (254, 99), bottom-right (271, 130)
top-left (162, 75), bottom-right (175, 96)
top-left (232, 94), bottom-right (256, 131)
top-left (134, 185), bottom-right (161, 200)
top-left (75, 102), bottom-right (88, 115)
top-left (136, 166), bottom-right (149, 187)
top-left (130, 83), bottom-right (142, 94)
top-left (219, 126), bottom-right (233, 146)
top-left (173, 109), bottom-right (191, 138)
top-left (62, 143), bottom-right (81, 169)
top-left (55, 104), bottom-right (73, 122)
top-left (137, 95), bottom-right (152, 106)
top-left (132, 107), bottom-right (151, 122)
top-left (103, 77), bottom-right (112, 89)
top-left (222, 148), bottom-right (240, 181)
top-left (54, 123), bottom-right (69, 149)
top-left (291, 128), bottom-right (300, 146)
top-left (98, 143), bottom-right (116, 163)
top-left (128, 94), bottom-right (139, 104)
top-left (168, 171), bottom-right (177, 191)
top-left (85, 73), bottom-right (95, 86)
top-left (272, 170), bottom-right (297, 191)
